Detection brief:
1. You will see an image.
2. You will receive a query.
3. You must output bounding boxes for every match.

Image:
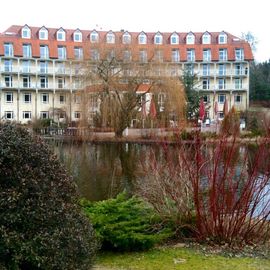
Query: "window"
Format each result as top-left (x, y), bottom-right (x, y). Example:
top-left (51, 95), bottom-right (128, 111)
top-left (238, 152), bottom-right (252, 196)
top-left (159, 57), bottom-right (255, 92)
top-left (202, 32), bottom-right (211, 44)
top-left (59, 94), bottom-right (66, 104)
top-left (138, 50), bottom-right (147, 63)
top-left (202, 64), bottom-right (210, 76)
top-left (185, 64), bottom-right (194, 75)
top-left (218, 32), bottom-right (227, 44)
top-left (57, 77), bottom-right (65, 89)
top-left (24, 93), bottom-right (31, 103)
top-left (57, 28), bottom-right (66, 41)
top-left (5, 76), bottom-right (13, 87)
top-left (74, 29), bottom-right (82, 42)
top-left (218, 112), bottom-right (224, 119)
top-left (23, 44), bottom-right (32, 58)
top-left (186, 33), bottom-right (195, 44)
top-left (22, 60), bottom-right (30, 73)
top-left (90, 31), bottom-right (99, 43)
top-left (58, 46), bottom-right (66, 60)
top-left (235, 78), bottom-right (243, 89)
top-left (170, 33), bottom-right (179, 44)
top-left (40, 111), bottom-right (49, 119)
top-left (202, 78), bottom-right (210, 90)
top-left (187, 49), bottom-right (195, 62)
top-left (158, 93), bottom-right (165, 111)
top-left (123, 50), bottom-right (131, 62)
top-left (56, 62), bottom-right (65, 74)
top-left (4, 43), bottom-right (13, 57)
top-left (171, 49), bottom-right (180, 62)
top-left (73, 78), bottom-right (80, 88)
top-left (218, 94), bottom-right (226, 104)
top-left (235, 48), bottom-right (244, 61)
top-left (4, 111), bottom-right (14, 120)
top-left (219, 49), bottom-right (227, 61)
top-left (5, 92), bottom-right (13, 103)
top-left (234, 94), bottom-right (242, 103)
top-left (138, 32), bottom-right (147, 44)
top-left (106, 31), bottom-right (115, 44)
top-left (4, 60), bottom-right (12, 72)
top-left (203, 49), bottom-right (211, 61)
top-left (23, 111), bottom-right (31, 119)
top-left (154, 50), bottom-right (163, 62)
top-left (41, 93), bottom-right (49, 103)
top-left (74, 94), bottom-right (81, 104)
top-left (74, 111), bottom-right (81, 119)
top-left (40, 45), bottom-right (49, 59)
top-left (40, 76), bottom-right (48, 88)
top-left (39, 27), bottom-right (48, 40)
top-left (235, 64), bottom-right (243, 75)
top-left (218, 78), bottom-right (226, 90)
top-left (74, 47), bottom-right (83, 60)
top-left (90, 49), bottom-right (99, 61)
top-left (21, 25), bottom-right (31, 39)
top-left (59, 111), bottom-right (66, 119)
top-left (154, 32), bottom-right (163, 44)
top-left (107, 50), bottom-right (115, 61)
top-left (22, 76), bottom-right (31, 88)
top-left (40, 61), bottom-right (48, 73)
top-left (122, 32), bottom-right (131, 44)
top-left (203, 95), bottom-right (210, 103)
top-left (218, 64), bottom-right (226, 76)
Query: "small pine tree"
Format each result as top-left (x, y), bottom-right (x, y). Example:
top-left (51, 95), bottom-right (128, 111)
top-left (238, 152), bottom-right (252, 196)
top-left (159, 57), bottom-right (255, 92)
top-left (220, 106), bottom-right (240, 136)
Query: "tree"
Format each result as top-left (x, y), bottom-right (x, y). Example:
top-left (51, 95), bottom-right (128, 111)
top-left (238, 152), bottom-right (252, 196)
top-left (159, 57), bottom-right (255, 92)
top-left (0, 124), bottom-right (97, 269)
top-left (249, 60), bottom-right (270, 102)
top-left (180, 67), bottom-right (201, 121)
top-left (78, 45), bottom-right (186, 137)
top-left (241, 31), bottom-right (258, 53)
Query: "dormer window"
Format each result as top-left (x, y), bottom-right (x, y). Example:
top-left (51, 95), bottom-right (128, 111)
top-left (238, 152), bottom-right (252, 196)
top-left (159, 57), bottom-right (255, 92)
top-left (122, 31), bottom-right (131, 44)
top-left (170, 33), bottom-right (179, 45)
top-left (138, 32), bottom-right (147, 44)
top-left (74, 29), bottom-right (82, 42)
top-left (154, 32), bottom-right (163, 45)
top-left (106, 31), bottom-right (115, 44)
top-left (218, 32), bottom-right (227, 44)
top-left (57, 28), bottom-right (66, 41)
top-left (186, 32), bottom-right (195, 44)
top-left (90, 30), bottom-right (99, 43)
top-left (21, 25), bottom-right (31, 39)
top-left (202, 32), bottom-right (211, 44)
top-left (39, 27), bottom-right (48, 40)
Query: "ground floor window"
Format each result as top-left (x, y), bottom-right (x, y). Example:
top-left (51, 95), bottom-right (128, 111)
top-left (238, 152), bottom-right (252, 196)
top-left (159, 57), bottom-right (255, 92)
top-left (23, 111), bottom-right (31, 119)
top-left (40, 111), bottom-right (49, 119)
top-left (4, 111), bottom-right (14, 119)
top-left (74, 111), bottom-right (81, 119)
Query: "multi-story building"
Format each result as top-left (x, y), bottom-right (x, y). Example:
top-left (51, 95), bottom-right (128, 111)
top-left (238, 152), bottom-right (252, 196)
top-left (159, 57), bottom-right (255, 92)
top-left (0, 24), bottom-right (253, 124)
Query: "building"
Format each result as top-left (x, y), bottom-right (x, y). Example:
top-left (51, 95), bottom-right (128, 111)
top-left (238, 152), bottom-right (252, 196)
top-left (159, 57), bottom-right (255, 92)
top-left (0, 24), bottom-right (253, 124)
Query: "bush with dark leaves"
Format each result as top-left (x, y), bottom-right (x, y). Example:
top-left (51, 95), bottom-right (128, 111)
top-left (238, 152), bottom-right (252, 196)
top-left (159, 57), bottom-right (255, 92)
top-left (0, 124), bottom-right (97, 269)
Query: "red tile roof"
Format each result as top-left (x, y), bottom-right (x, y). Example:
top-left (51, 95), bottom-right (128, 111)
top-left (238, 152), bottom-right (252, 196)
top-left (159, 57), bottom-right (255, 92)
top-left (0, 25), bottom-right (254, 61)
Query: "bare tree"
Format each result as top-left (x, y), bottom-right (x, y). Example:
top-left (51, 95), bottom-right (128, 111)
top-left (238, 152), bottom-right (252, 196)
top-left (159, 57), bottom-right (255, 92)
top-left (76, 44), bottom-right (186, 137)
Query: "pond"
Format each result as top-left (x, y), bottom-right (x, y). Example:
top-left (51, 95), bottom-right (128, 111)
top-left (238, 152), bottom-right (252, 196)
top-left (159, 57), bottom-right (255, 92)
top-left (53, 139), bottom-right (270, 220)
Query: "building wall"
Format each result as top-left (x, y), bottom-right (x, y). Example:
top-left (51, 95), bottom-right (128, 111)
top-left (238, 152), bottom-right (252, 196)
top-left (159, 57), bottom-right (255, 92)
top-left (0, 25), bottom-right (253, 124)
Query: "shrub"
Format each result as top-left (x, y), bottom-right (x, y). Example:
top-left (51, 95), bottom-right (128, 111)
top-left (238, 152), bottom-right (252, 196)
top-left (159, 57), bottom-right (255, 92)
top-left (220, 106), bottom-right (240, 136)
top-left (81, 192), bottom-right (172, 251)
top-left (0, 123), bottom-right (97, 269)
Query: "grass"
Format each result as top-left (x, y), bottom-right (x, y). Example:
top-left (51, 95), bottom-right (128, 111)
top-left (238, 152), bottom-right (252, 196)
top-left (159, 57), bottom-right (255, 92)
top-left (95, 246), bottom-right (270, 270)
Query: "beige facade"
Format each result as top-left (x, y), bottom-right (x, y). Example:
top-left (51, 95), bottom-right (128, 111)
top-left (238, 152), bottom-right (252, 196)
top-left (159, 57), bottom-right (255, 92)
top-left (0, 25), bottom-right (253, 125)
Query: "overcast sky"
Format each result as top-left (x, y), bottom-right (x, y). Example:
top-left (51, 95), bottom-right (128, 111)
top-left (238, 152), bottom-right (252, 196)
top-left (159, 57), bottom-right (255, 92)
top-left (1, 0), bottom-right (268, 62)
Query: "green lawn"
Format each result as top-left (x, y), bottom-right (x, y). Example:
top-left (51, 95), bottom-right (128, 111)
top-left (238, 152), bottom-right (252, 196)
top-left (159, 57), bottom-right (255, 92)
top-left (96, 246), bottom-right (270, 270)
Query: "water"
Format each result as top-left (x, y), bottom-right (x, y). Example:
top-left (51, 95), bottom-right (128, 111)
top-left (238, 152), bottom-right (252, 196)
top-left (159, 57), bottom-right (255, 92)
top-left (54, 142), bottom-right (150, 201)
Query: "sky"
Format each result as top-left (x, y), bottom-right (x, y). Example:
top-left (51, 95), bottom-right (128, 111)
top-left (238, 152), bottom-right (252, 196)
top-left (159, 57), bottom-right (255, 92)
top-left (1, 0), bottom-right (269, 62)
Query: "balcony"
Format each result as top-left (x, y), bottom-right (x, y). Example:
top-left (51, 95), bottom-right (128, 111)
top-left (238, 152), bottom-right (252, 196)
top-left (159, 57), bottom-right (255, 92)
top-left (1, 82), bottom-right (18, 89)
top-left (1, 66), bottom-right (19, 73)
top-left (38, 67), bottom-right (54, 75)
top-left (19, 83), bottom-right (36, 89)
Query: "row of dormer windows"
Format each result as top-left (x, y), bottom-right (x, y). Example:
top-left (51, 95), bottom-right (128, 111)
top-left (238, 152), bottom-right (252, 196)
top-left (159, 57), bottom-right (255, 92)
top-left (3, 43), bottom-right (245, 61)
top-left (20, 25), bottom-right (228, 45)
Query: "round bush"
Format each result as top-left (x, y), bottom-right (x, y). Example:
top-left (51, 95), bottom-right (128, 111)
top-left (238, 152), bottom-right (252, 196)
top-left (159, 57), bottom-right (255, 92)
top-left (0, 124), bottom-right (97, 269)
